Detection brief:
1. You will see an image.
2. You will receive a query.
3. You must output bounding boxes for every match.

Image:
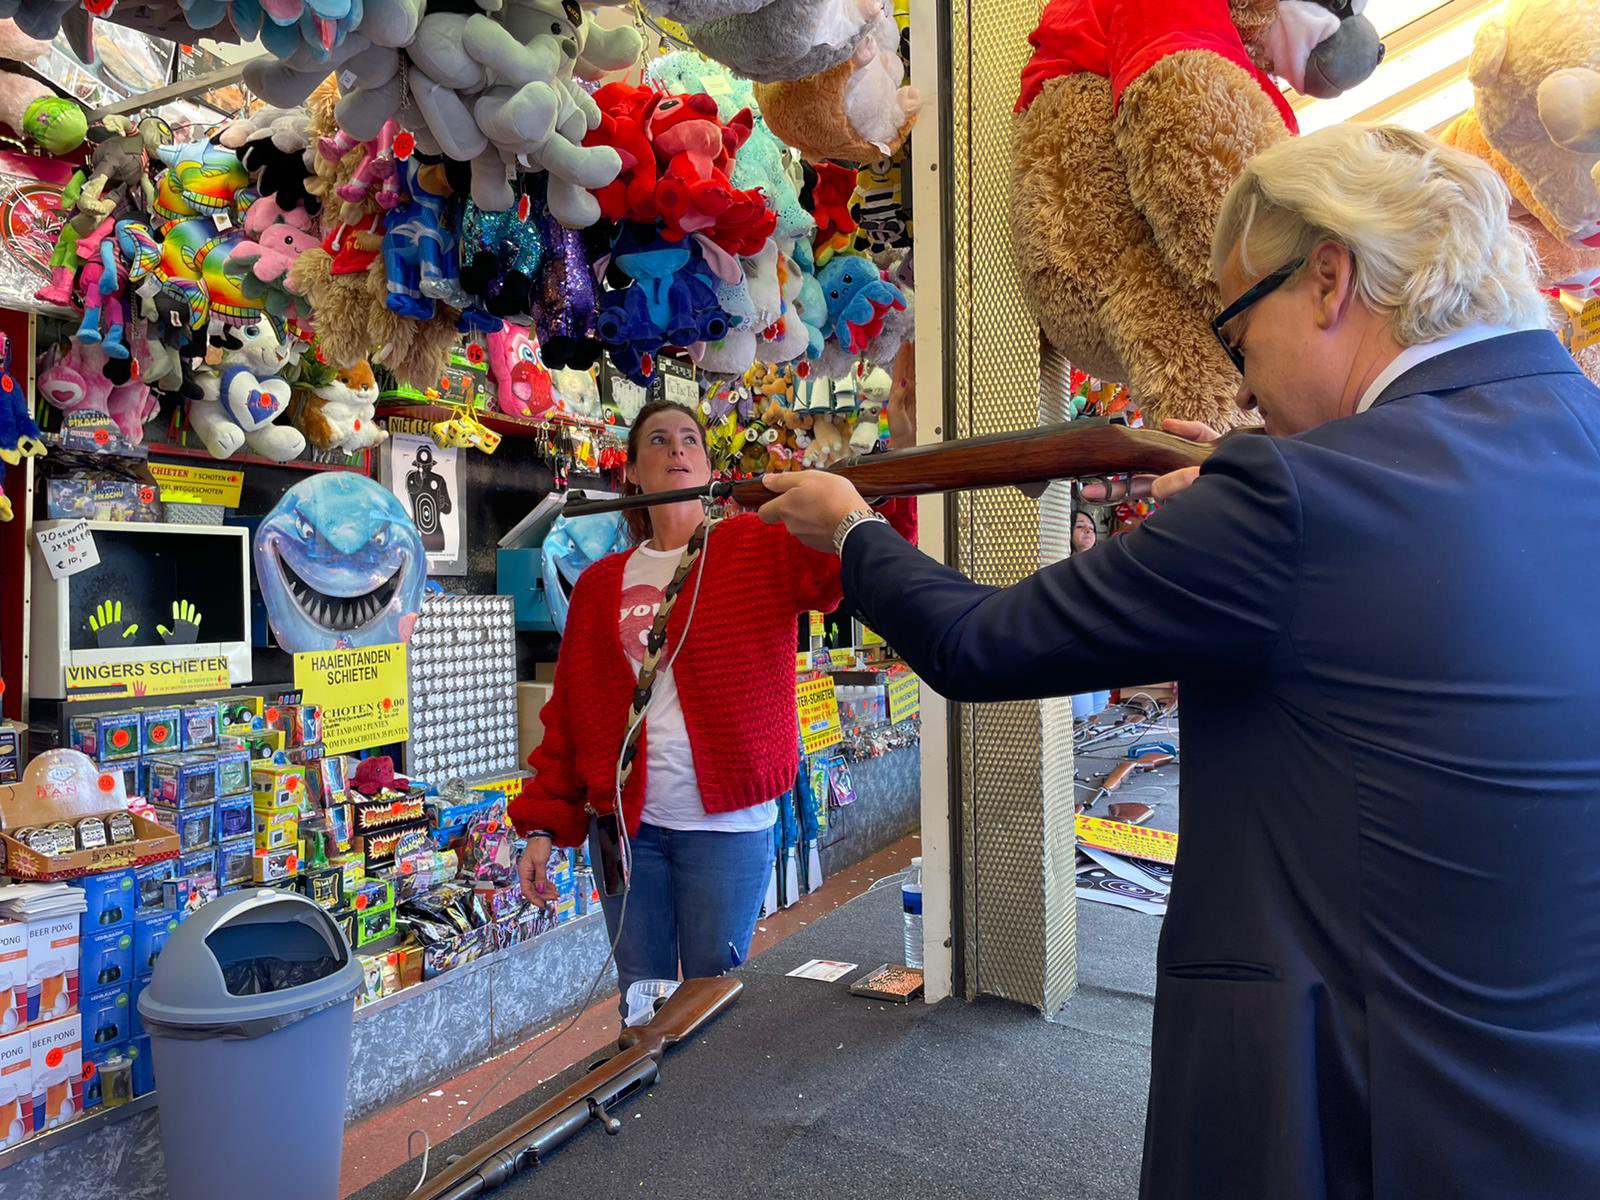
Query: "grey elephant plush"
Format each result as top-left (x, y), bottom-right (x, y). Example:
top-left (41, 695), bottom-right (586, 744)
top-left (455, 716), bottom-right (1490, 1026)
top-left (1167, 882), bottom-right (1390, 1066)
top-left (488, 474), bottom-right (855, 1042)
top-left (338, 0), bottom-right (635, 216)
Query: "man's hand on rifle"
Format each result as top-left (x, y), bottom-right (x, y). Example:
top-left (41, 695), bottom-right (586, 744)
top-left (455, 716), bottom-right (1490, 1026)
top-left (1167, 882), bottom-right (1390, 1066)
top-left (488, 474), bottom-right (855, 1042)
top-left (1078, 420), bottom-right (1220, 504)
top-left (759, 472), bottom-right (871, 553)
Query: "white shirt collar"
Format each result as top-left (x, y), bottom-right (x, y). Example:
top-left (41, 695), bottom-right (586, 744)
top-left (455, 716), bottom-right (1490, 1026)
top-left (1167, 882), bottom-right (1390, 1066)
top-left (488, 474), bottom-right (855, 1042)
top-left (1355, 324), bottom-right (1529, 414)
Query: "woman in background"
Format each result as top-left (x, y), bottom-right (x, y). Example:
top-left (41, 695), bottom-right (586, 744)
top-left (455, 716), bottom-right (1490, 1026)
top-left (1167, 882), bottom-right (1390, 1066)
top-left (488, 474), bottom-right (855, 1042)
top-left (510, 400), bottom-right (910, 1009)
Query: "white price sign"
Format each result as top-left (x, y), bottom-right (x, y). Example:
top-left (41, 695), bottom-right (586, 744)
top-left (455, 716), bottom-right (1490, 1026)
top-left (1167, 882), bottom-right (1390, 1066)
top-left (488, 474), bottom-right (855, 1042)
top-left (662, 370), bottom-right (697, 407)
top-left (36, 521), bottom-right (100, 579)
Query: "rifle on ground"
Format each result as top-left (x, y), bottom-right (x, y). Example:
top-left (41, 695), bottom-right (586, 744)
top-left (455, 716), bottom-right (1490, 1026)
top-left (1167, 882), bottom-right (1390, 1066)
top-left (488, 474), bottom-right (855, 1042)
top-left (561, 417), bottom-right (1222, 518)
top-left (412, 976), bottom-right (742, 1200)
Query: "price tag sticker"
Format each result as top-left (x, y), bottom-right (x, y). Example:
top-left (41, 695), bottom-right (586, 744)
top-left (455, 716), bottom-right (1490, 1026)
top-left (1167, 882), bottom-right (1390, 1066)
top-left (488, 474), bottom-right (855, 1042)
top-left (213, 210), bottom-right (233, 231)
top-left (36, 520), bottom-right (100, 580)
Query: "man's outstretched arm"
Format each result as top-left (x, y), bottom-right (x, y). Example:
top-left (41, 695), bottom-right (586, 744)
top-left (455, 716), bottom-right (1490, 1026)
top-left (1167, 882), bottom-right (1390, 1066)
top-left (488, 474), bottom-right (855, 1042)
top-left (838, 435), bottom-right (1305, 703)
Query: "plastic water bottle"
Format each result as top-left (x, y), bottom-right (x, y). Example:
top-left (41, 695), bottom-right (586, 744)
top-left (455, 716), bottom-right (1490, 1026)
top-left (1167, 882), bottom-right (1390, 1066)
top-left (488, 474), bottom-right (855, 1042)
top-left (902, 857), bottom-right (924, 969)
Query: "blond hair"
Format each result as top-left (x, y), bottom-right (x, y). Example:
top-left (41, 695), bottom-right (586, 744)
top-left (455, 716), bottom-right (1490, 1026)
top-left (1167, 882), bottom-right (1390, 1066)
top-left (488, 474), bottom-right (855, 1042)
top-left (1211, 124), bottom-right (1549, 345)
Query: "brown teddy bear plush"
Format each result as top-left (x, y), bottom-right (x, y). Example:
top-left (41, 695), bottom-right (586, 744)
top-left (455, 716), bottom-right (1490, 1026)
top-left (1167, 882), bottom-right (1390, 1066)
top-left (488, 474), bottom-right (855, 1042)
top-left (1438, 0), bottom-right (1600, 382)
top-left (1010, 0), bottom-right (1381, 429)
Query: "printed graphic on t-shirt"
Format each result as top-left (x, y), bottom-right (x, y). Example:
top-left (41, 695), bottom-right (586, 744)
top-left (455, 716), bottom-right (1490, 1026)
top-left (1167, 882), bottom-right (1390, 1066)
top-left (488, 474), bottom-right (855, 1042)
top-left (620, 583), bottom-right (664, 665)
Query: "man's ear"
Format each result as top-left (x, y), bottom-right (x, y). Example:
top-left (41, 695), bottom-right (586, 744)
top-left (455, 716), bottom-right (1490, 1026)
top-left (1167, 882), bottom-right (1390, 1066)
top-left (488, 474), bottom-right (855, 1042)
top-left (1310, 240), bottom-right (1356, 328)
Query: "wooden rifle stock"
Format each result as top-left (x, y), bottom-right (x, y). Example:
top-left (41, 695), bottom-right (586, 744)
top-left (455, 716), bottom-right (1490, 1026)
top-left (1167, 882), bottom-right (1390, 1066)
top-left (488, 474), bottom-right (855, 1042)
top-left (412, 976), bottom-right (743, 1200)
top-left (561, 419), bottom-right (1220, 518)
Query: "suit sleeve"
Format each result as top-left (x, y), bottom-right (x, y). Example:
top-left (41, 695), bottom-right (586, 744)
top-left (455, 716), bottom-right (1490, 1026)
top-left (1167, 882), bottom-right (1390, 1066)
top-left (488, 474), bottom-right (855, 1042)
top-left (839, 435), bottom-right (1303, 701)
top-left (507, 574), bottom-right (599, 847)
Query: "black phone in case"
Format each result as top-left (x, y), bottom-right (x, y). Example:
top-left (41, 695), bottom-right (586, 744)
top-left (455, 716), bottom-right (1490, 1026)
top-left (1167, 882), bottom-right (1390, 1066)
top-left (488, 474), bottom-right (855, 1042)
top-left (593, 812), bottom-right (627, 897)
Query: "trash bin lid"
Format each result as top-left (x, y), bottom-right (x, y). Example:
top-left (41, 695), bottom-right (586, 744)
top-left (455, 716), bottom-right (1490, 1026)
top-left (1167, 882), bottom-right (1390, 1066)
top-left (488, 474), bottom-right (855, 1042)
top-left (138, 889), bottom-right (365, 1039)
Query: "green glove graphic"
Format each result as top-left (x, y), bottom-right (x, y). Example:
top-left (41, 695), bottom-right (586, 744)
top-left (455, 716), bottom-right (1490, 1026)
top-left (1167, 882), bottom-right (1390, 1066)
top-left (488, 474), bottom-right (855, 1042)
top-left (88, 600), bottom-right (139, 648)
top-left (157, 599), bottom-right (202, 645)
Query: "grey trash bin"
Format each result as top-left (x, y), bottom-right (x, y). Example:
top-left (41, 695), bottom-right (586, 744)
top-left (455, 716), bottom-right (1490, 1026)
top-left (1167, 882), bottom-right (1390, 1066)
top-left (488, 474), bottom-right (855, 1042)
top-left (137, 889), bottom-right (364, 1200)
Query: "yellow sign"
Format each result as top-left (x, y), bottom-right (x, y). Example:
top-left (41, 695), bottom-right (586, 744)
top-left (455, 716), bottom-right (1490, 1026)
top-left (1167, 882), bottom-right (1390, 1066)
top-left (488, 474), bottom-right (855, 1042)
top-left (860, 625), bottom-right (885, 648)
top-left (828, 648), bottom-right (855, 669)
top-left (887, 671), bottom-right (921, 723)
top-left (1573, 297), bottom-right (1600, 353)
top-left (293, 643), bottom-right (410, 755)
top-left (147, 462), bottom-right (245, 507)
top-left (808, 611), bottom-right (825, 639)
top-left (66, 655), bottom-right (231, 700)
top-left (797, 676), bottom-right (843, 756)
top-left (1076, 815), bottom-right (1178, 865)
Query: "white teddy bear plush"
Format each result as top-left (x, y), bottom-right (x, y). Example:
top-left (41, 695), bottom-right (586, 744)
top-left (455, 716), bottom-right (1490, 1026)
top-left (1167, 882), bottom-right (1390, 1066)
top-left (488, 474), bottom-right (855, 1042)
top-left (188, 321), bottom-right (305, 462)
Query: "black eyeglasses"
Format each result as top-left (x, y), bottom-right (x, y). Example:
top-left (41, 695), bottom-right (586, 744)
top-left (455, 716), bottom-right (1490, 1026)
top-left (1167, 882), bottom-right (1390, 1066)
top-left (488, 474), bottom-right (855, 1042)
top-left (1211, 258), bottom-right (1304, 374)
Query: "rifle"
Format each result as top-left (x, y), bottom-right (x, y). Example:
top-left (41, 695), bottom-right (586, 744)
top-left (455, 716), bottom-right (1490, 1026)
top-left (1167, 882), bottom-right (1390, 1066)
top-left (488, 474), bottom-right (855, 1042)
top-left (562, 417), bottom-right (1224, 518)
top-left (412, 976), bottom-right (742, 1200)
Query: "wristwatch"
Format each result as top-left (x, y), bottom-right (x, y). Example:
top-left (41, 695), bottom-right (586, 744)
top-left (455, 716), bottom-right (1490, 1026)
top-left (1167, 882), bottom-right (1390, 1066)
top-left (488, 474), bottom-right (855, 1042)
top-left (832, 508), bottom-right (888, 556)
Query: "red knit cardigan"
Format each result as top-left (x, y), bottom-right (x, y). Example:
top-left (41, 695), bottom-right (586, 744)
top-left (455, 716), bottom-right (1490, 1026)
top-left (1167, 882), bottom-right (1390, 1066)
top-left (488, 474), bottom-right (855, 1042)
top-left (510, 512), bottom-right (901, 847)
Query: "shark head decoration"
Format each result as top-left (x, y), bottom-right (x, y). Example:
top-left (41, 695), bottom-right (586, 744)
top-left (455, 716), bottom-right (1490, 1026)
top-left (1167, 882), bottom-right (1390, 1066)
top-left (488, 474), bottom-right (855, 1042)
top-left (254, 473), bottom-right (426, 653)
top-left (541, 510), bottom-right (631, 635)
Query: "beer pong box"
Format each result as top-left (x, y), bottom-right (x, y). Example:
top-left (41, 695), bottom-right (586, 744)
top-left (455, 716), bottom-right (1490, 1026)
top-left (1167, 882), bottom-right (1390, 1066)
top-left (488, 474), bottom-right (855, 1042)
top-left (0, 922), bottom-right (24, 1035)
top-left (28, 1015), bottom-right (81, 1133)
top-left (0, 1030), bottom-right (29, 1147)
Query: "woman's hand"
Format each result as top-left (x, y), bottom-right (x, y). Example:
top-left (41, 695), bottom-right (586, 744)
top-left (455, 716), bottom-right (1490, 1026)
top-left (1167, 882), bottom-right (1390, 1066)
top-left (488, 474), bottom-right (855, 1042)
top-left (1078, 419), bottom-right (1219, 504)
top-left (518, 835), bottom-right (557, 908)
top-left (758, 472), bottom-right (871, 553)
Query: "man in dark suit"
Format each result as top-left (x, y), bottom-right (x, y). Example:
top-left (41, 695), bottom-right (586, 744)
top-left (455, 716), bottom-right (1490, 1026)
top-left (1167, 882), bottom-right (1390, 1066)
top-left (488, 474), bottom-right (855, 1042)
top-left (759, 124), bottom-right (1600, 1200)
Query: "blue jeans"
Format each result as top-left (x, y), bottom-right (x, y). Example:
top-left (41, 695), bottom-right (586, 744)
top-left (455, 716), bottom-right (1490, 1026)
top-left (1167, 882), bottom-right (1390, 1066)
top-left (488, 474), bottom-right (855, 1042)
top-left (591, 822), bottom-right (774, 1015)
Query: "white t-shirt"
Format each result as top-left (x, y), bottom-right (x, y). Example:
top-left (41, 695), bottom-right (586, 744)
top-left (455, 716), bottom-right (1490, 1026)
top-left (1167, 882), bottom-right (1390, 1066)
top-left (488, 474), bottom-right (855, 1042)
top-left (620, 545), bottom-right (777, 833)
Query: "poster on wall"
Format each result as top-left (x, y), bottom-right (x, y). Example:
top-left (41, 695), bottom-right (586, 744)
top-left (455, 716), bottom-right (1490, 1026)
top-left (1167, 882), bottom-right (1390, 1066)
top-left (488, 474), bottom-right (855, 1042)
top-left (383, 434), bottom-right (466, 576)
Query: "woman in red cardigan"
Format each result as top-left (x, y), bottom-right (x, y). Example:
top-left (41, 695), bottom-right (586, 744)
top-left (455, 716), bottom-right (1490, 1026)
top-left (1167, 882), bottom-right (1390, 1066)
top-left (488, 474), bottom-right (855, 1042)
top-left (510, 400), bottom-right (907, 1008)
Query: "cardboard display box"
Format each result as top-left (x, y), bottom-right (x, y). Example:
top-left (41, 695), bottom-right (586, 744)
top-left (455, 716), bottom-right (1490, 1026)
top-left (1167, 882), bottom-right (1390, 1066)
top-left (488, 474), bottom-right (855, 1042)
top-left (0, 751), bottom-right (179, 881)
top-left (516, 682), bottom-right (553, 766)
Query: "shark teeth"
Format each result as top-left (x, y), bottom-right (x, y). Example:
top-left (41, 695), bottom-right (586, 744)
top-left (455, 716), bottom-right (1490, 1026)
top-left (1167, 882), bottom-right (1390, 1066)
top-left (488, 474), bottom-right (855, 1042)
top-left (278, 554), bottom-right (402, 633)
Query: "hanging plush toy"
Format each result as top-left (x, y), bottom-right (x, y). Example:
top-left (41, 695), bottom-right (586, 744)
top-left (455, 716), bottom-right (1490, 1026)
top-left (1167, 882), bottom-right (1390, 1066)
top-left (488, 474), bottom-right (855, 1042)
top-left (528, 179), bottom-right (602, 370)
top-left (224, 196), bottom-right (320, 321)
top-left (646, 51), bottom-right (815, 247)
top-left (1010, 0), bottom-right (1381, 428)
top-left (815, 251), bottom-right (904, 354)
top-left (0, 20), bottom-right (86, 155)
top-left (151, 140), bottom-right (259, 328)
top-left (0, 332), bottom-right (46, 511)
top-left (333, 0), bottom-right (634, 216)
top-left (461, 200), bottom-right (546, 318)
top-left (487, 321), bottom-right (557, 418)
top-left (754, 8), bottom-right (918, 163)
top-left (1437, 0), bottom-right (1600, 381)
top-left (677, 0), bottom-right (888, 84)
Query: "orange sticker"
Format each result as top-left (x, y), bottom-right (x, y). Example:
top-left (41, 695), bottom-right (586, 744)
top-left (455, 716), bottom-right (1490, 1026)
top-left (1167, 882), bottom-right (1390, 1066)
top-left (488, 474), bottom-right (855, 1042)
top-left (266, 707), bottom-right (280, 722)
top-left (45, 1048), bottom-right (63, 1070)
top-left (381, 697), bottom-right (392, 711)
top-left (98, 774), bottom-right (115, 792)
top-left (83, 1062), bottom-right (97, 1081)
top-left (287, 776), bottom-right (300, 791)
top-left (111, 729), bottom-right (130, 748)
top-left (151, 726), bottom-right (169, 743)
